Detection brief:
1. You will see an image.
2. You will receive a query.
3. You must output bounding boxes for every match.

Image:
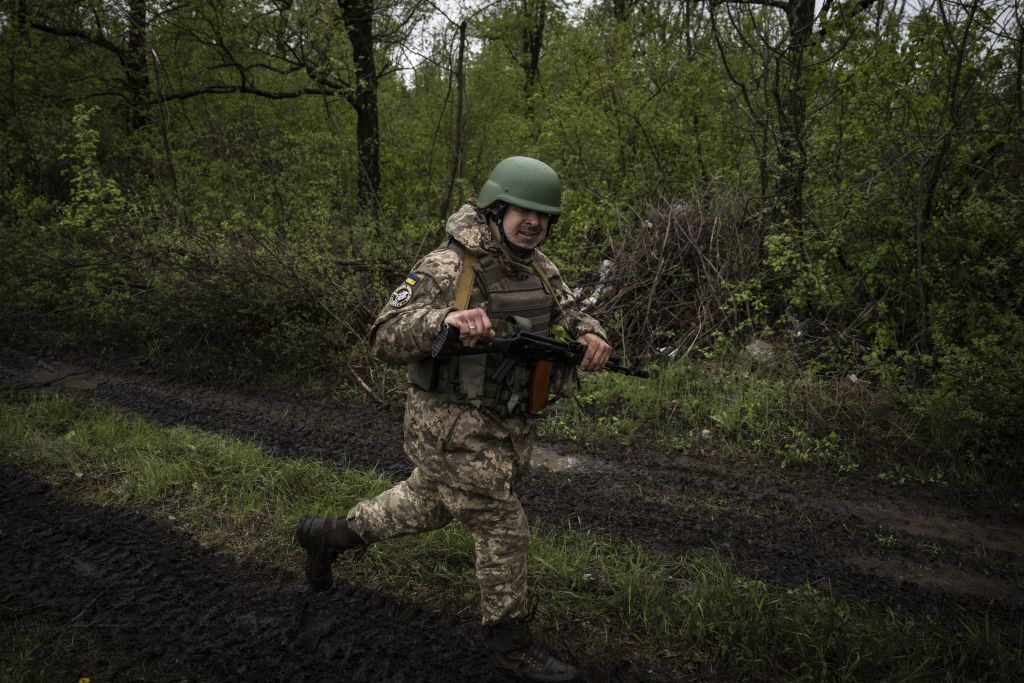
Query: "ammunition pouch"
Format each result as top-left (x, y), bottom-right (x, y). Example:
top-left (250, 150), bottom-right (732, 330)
top-left (409, 356), bottom-right (440, 391)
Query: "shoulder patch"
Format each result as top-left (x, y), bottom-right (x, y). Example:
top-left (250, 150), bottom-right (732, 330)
top-left (405, 273), bottom-right (420, 286)
top-left (389, 284), bottom-right (414, 308)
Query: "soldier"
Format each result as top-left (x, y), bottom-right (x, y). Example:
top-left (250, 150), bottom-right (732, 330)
top-left (296, 156), bottom-right (611, 682)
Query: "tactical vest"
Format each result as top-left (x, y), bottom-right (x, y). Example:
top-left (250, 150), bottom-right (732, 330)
top-left (409, 242), bottom-right (557, 416)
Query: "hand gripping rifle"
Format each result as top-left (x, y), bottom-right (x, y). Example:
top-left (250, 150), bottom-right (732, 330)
top-left (431, 323), bottom-right (648, 414)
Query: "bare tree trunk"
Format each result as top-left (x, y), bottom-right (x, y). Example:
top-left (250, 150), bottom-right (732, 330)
top-left (710, 0), bottom-right (817, 222)
top-left (774, 0), bottom-right (815, 227)
top-left (125, 0), bottom-right (150, 131)
top-left (23, 3), bottom-right (152, 131)
top-left (440, 20), bottom-right (467, 220)
top-left (912, 0), bottom-right (980, 351)
top-left (685, 0), bottom-right (710, 183)
top-left (16, 0), bottom-right (28, 35)
top-left (610, 0), bottom-right (634, 21)
top-left (339, 0), bottom-right (381, 206)
top-left (521, 0), bottom-right (546, 118)
top-left (4, 0), bottom-right (28, 145)
top-left (1015, 0), bottom-right (1023, 122)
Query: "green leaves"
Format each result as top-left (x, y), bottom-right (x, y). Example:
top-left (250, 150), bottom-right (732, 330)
top-left (3, 0), bottom-right (1023, 462)
top-left (59, 105), bottom-right (126, 236)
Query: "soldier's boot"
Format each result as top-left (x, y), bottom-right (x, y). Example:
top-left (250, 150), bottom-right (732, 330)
top-left (294, 516), bottom-right (366, 592)
top-left (487, 618), bottom-right (583, 683)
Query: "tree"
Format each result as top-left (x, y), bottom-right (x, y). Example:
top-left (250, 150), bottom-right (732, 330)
top-left (15, 0), bottom-right (427, 205)
top-left (22, 0), bottom-right (154, 131)
top-left (710, 0), bottom-right (879, 227)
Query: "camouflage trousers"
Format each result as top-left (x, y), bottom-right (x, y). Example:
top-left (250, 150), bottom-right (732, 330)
top-left (346, 467), bottom-right (530, 625)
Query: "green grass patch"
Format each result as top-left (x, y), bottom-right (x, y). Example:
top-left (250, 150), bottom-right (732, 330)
top-left (1, 391), bottom-right (1019, 681)
top-left (0, 391), bottom-right (389, 557)
top-left (0, 612), bottom-right (143, 682)
top-left (542, 356), bottom-right (916, 474)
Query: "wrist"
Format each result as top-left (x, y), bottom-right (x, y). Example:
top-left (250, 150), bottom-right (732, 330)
top-left (436, 307), bottom-right (458, 330)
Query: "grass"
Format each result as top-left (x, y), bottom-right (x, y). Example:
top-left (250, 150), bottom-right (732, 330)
top-left (542, 354), bottom-right (1024, 501)
top-left (0, 615), bottom-right (137, 683)
top-left (1, 390), bottom-right (1021, 681)
top-left (541, 356), bottom-right (920, 475)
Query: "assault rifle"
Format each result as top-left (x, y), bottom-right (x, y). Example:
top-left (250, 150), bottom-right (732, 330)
top-left (430, 323), bottom-right (648, 413)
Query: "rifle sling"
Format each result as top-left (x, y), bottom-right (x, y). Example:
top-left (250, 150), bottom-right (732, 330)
top-left (452, 242), bottom-right (565, 335)
top-left (454, 252), bottom-right (478, 310)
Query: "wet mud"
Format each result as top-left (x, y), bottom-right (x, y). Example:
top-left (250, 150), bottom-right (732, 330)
top-left (2, 348), bottom-right (1022, 679)
top-left (0, 464), bottom-right (509, 681)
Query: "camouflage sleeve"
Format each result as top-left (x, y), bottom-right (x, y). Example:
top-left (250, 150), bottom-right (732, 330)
top-left (369, 249), bottom-right (461, 364)
top-left (535, 252), bottom-right (608, 341)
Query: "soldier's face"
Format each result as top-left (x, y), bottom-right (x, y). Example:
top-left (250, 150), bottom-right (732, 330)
top-left (493, 205), bottom-right (550, 251)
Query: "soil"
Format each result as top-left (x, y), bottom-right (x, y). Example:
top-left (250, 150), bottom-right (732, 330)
top-left (0, 465), bottom-right (502, 682)
top-left (2, 347), bottom-right (1023, 681)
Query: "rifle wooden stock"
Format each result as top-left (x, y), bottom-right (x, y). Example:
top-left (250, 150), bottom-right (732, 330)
top-left (527, 360), bottom-right (554, 413)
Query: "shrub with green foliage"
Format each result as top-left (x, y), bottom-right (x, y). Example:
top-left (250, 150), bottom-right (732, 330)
top-left (1, 0), bottom-right (1022, 468)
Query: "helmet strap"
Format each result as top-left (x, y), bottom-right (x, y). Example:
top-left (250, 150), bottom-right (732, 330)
top-left (486, 205), bottom-right (532, 258)
top-left (486, 204), bottom-right (552, 257)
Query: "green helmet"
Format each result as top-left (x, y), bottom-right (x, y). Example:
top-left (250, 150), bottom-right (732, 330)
top-left (477, 156), bottom-right (561, 217)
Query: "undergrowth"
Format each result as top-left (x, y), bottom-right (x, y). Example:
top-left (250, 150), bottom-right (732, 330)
top-left (1, 391), bottom-right (1019, 680)
top-left (540, 354), bottom-right (973, 483)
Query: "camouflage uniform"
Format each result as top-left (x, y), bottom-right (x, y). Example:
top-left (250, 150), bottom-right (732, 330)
top-left (346, 203), bottom-right (606, 625)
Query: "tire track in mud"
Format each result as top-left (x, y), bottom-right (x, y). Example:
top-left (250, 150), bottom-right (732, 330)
top-left (3, 348), bottom-right (1022, 631)
top-left (0, 463), bottom-right (504, 682)
top-left (520, 456), bottom-right (1024, 620)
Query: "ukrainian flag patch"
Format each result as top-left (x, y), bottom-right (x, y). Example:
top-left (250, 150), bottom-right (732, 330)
top-left (405, 274), bottom-right (420, 286)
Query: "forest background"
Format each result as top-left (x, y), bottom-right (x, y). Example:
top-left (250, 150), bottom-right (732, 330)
top-left (1, 0), bottom-right (1022, 488)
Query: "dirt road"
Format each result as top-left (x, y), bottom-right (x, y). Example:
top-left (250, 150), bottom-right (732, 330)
top-left (2, 348), bottom-right (1022, 679)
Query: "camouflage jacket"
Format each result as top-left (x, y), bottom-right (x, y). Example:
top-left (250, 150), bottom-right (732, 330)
top-left (369, 203), bottom-right (607, 498)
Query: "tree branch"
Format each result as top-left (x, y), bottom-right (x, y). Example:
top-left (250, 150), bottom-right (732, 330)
top-left (149, 83), bottom-right (340, 105)
top-left (711, 0), bottom-right (791, 12)
top-left (29, 21), bottom-right (123, 58)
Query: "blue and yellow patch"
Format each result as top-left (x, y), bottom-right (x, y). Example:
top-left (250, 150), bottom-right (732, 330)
top-left (389, 274), bottom-right (420, 308)
top-left (389, 285), bottom-right (412, 307)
